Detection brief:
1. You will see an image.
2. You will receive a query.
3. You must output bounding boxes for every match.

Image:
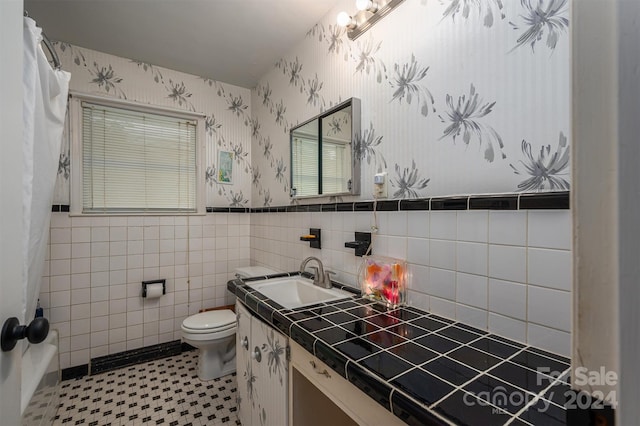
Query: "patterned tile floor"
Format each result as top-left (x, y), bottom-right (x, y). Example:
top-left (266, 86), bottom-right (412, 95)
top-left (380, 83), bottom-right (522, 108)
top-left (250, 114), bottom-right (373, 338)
top-left (54, 351), bottom-right (240, 426)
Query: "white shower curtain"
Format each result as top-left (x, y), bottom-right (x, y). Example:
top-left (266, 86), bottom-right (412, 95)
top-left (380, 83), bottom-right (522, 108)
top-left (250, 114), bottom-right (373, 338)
top-left (22, 17), bottom-right (70, 324)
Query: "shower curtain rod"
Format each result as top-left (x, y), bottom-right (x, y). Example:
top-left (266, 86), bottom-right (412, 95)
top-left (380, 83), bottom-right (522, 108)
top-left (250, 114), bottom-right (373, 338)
top-left (24, 10), bottom-right (61, 70)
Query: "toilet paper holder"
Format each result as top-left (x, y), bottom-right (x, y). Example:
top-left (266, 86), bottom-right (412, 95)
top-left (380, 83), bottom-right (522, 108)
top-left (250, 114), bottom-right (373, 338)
top-left (142, 279), bottom-right (166, 297)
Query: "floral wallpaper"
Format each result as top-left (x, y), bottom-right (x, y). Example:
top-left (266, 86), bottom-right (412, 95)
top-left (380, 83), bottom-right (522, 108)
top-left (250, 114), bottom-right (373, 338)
top-left (51, 43), bottom-right (253, 207)
top-left (250, 0), bottom-right (571, 206)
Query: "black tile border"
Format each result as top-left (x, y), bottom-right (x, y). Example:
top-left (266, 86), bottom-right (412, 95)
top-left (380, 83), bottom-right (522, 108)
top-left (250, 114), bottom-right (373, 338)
top-left (60, 340), bottom-right (193, 381)
top-left (520, 192), bottom-right (570, 209)
top-left (469, 195), bottom-right (519, 210)
top-left (430, 196), bottom-right (468, 210)
top-left (50, 192), bottom-right (569, 214)
top-left (399, 199), bottom-right (430, 211)
top-left (61, 364), bottom-right (89, 381)
top-left (51, 204), bottom-right (70, 212)
top-left (90, 340), bottom-right (182, 376)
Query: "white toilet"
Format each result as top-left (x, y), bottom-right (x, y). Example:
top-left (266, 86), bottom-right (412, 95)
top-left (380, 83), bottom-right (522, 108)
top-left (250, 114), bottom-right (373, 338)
top-left (181, 266), bottom-right (276, 381)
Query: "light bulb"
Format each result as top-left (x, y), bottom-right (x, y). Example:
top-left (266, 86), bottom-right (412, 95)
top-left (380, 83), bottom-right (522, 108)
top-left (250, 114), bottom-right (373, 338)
top-left (356, 0), bottom-right (378, 12)
top-left (336, 11), bottom-right (354, 27)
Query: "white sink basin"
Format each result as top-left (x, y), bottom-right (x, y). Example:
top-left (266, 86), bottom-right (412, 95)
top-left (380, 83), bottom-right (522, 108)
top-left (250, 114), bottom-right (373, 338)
top-left (248, 276), bottom-right (352, 309)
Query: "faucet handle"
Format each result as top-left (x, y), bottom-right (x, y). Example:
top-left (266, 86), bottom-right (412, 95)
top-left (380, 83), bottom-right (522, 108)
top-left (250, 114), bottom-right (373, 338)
top-left (324, 270), bottom-right (336, 285)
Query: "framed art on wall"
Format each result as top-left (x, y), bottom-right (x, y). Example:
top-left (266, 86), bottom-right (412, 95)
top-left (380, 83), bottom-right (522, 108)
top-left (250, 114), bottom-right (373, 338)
top-left (217, 150), bottom-right (234, 184)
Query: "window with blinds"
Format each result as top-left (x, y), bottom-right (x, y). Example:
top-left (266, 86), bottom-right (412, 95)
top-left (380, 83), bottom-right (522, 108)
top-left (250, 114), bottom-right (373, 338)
top-left (81, 102), bottom-right (198, 213)
top-left (322, 141), bottom-right (348, 194)
top-left (291, 137), bottom-right (319, 197)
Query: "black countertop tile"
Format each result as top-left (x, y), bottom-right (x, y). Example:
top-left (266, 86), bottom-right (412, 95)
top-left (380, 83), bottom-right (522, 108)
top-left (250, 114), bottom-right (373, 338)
top-left (385, 308), bottom-right (422, 322)
top-left (334, 337), bottom-right (383, 361)
top-left (391, 391), bottom-right (450, 426)
top-left (360, 351), bottom-right (414, 380)
top-left (488, 361), bottom-right (557, 394)
top-left (340, 319), bottom-right (380, 336)
top-left (323, 311), bottom-right (358, 325)
top-left (290, 323), bottom-right (317, 354)
top-left (389, 342), bottom-right (439, 365)
top-left (387, 323), bottom-right (432, 340)
top-left (361, 330), bottom-right (407, 349)
top-left (469, 337), bottom-right (522, 359)
top-left (463, 375), bottom-right (534, 415)
top-left (314, 327), bottom-right (357, 345)
top-left (415, 334), bottom-right (460, 354)
top-left (447, 346), bottom-right (503, 372)
top-left (314, 340), bottom-right (349, 377)
top-left (517, 399), bottom-right (567, 426)
top-left (510, 349), bottom-right (570, 374)
top-left (434, 391), bottom-right (508, 426)
top-left (436, 326), bottom-right (482, 344)
top-left (346, 362), bottom-right (393, 411)
top-left (409, 316), bottom-right (449, 332)
top-left (421, 357), bottom-right (479, 386)
top-left (543, 382), bottom-right (571, 407)
top-left (229, 274), bottom-right (569, 426)
top-left (308, 305), bottom-right (340, 316)
top-left (391, 368), bottom-right (455, 406)
top-left (297, 317), bottom-right (335, 333)
top-left (366, 313), bottom-right (404, 328)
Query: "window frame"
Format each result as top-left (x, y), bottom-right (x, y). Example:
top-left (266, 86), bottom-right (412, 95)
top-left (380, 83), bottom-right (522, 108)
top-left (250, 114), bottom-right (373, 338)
top-left (69, 92), bottom-right (207, 215)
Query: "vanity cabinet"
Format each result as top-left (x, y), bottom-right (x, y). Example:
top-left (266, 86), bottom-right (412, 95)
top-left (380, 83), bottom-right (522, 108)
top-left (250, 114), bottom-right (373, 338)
top-left (288, 340), bottom-right (404, 426)
top-left (236, 302), bottom-right (288, 426)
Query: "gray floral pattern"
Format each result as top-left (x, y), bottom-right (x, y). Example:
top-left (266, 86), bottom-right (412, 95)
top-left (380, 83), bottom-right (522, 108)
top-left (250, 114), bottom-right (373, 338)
top-left (53, 41), bottom-right (87, 67)
top-left (165, 79), bottom-right (196, 111)
top-left (510, 132), bottom-right (569, 191)
top-left (439, 84), bottom-right (505, 162)
top-left (352, 37), bottom-right (387, 83)
top-left (510, 0), bottom-right (569, 52)
top-left (88, 62), bottom-right (127, 99)
top-left (353, 123), bottom-right (387, 170)
top-left (228, 190), bottom-right (249, 207)
top-left (57, 153), bottom-right (70, 180)
top-left (132, 60), bottom-right (164, 83)
top-left (390, 160), bottom-right (431, 198)
top-left (261, 328), bottom-right (285, 385)
top-left (440, 0), bottom-right (505, 27)
top-left (390, 54), bottom-right (435, 117)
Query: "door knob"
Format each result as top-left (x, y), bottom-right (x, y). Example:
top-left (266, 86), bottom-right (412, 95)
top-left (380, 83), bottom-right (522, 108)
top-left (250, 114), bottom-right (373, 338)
top-left (1, 316), bottom-right (49, 352)
top-left (242, 336), bottom-right (249, 350)
top-left (252, 346), bottom-right (262, 363)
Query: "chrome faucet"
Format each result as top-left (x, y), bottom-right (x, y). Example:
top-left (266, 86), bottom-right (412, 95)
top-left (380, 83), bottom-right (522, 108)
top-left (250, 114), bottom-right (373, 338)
top-left (299, 257), bottom-right (335, 289)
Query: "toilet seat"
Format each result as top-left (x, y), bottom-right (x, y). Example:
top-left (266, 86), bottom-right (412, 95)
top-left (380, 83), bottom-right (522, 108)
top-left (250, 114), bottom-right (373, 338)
top-left (181, 310), bottom-right (236, 340)
top-left (182, 310), bottom-right (236, 330)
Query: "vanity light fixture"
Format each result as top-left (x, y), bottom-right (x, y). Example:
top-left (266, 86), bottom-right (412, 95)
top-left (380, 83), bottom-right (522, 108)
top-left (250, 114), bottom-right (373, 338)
top-left (337, 0), bottom-right (405, 40)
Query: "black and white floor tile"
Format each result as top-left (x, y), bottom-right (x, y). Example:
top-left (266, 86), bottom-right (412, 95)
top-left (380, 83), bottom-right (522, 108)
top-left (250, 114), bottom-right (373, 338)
top-left (54, 351), bottom-right (240, 426)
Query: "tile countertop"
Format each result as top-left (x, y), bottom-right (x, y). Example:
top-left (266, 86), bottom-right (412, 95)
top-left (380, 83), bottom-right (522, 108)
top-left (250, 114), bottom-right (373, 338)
top-left (227, 273), bottom-right (570, 426)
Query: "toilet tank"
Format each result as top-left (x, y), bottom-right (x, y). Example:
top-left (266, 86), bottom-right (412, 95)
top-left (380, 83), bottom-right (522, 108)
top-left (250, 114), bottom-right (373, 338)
top-left (234, 266), bottom-right (277, 279)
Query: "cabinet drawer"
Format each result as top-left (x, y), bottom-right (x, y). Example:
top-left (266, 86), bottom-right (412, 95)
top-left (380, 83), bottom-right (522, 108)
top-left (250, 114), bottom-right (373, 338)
top-left (289, 341), bottom-right (404, 426)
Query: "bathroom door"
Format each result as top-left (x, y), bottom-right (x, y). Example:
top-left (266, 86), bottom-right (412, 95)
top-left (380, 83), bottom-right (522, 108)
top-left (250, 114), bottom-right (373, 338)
top-left (0, 1), bottom-right (26, 424)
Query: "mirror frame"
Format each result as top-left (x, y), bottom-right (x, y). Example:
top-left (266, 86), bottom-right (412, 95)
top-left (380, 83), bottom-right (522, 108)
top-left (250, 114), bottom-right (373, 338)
top-left (289, 97), bottom-right (361, 199)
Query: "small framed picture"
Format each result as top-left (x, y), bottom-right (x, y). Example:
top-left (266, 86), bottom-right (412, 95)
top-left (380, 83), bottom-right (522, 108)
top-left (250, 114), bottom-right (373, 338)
top-left (217, 150), bottom-right (234, 184)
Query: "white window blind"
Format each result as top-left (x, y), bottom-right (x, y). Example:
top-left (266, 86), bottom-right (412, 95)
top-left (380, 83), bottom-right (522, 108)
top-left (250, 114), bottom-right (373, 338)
top-left (82, 102), bottom-right (197, 213)
top-left (322, 142), bottom-right (347, 194)
top-left (291, 137), bottom-right (318, 197)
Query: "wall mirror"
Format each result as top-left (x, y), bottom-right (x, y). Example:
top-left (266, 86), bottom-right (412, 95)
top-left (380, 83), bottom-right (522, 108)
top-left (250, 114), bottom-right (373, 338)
top-left (290, 98), bottom-right (361, 199)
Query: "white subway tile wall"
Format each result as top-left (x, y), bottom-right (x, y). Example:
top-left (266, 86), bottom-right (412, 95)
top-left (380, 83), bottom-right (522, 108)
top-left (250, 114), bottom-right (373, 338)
top-left (40, 212), bottom-right (250, 370)
top-left (251, 209), bottom-right (572, 356)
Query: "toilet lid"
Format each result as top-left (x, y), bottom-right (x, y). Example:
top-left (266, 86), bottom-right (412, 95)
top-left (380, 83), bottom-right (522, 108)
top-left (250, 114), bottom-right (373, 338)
top-left (182, 310), bottom-right (236, 330)
top-left (234, 266), bottom-right (277, 278)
